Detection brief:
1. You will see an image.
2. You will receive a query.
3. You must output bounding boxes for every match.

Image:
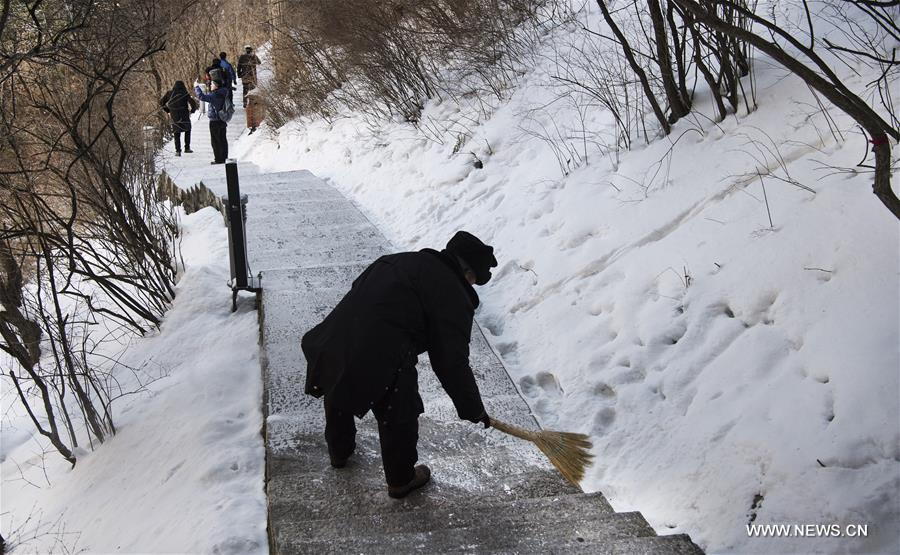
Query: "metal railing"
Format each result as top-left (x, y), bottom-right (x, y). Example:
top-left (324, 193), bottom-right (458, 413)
top-left (223, 159), bottom-right (262, 311)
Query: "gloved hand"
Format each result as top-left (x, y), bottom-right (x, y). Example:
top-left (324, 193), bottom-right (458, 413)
top-left (469, 411), bottom-right (491, 429)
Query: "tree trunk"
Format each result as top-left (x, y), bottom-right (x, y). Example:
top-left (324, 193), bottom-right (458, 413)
top-left (872, 136), bottom-right (900, 218)
top-left (666, 0), bottom-right (692, 104)
top-left (597, 0), bottom-right (671, 135)
top-left (648, 0), bottom-right (690, 121)
top-left (689, 22), bottom-right (728, 120)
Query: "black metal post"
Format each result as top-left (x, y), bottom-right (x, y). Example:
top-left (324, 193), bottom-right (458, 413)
top-left (226, 160), bottom-right (248, 289)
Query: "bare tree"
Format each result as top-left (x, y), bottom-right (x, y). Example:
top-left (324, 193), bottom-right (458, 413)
top-left (596, 0), bottom-right (673, 134)
top-left (0, 0), bottom-right (211, 463)
top-left (595, 0), bottom-right (754, 131)
top-left (648, 0), bottom-right (692, 120)
top-left (673, 0), bottom-right (900, 218)
top-left (0, 0), bottom-right (93, 85)
top-left (265, 0), bottom-right (548, 123)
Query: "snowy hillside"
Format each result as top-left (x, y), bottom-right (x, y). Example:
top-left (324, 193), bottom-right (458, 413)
top-left (234, 3), bottom-right (900, 553)
top-left (1, 208), bottom-right (267, 553)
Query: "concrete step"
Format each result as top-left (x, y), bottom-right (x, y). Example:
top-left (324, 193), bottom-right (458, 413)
top-left (276, 510), bottom-right (657, 554)
top-left (237, 168), bottom-right (319, 181)
top-left (270, 428), bottom-right (567, 489)
top-left (250, 207), bottom-right (370, 231)
top-left (246, 189), bottom-right (344, 205)
top-left (268, 465), bottom-right (581, 522)
top-left (257, 264), bottom-right (371, 295)
top-left (264, 391), bottom-right (543, 450)
top-left (597, 535), bottom-right (704, 555)
top-left (217, 169), bottom-right (323, 188)
top-left (249, 221), bottom-right (380, 244)
top-left (278, 491), bottom-right (613, 539)
top-left (196, 169), bottom-right (325, 196)
top-left (278, 529), bottom-right (703, 554)
top-left (250, 197), bottom-right (353, 212)
top-left (251, 242), bottom-right (388, 273)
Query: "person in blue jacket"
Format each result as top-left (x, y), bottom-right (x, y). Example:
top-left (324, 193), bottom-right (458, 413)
top-left (218, 52), bottom-right (237, 103)
top-left (194, 77), bottom-right (230, 164)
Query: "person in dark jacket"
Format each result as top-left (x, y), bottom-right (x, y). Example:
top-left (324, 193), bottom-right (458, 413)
top-left (194, 78), bottom-right (229, 164)
top-left (236, 46), bottom-right (261, 107)
top-left (218, 52), bottom-right (237, 103)
top-left (160, 80), bottom-right (198, 156)
top-left (302, 231), bottom-right (498, 498)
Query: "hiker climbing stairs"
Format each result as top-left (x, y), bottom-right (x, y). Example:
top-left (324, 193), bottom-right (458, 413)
top-left (159, 88), bottom-right (704, 553)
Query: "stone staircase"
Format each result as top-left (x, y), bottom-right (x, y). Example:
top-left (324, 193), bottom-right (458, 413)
top-left (164, 156), bottom-right (703, 553)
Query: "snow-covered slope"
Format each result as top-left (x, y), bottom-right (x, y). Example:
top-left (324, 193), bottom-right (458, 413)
top-left (234, 4), bottom-right (899, 553)
top-left (1, 208), bottom-right (267, 553)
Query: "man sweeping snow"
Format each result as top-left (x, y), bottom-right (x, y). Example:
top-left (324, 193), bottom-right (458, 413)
top-left (301, 231), bottom-right (497, 498)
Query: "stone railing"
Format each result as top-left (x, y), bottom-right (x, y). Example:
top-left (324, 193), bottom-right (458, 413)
top-left (157, 171), bottom-right (225, 218)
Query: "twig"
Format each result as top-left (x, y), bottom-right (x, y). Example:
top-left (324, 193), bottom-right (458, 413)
top-left (758, 170), bottom-right (774, 229)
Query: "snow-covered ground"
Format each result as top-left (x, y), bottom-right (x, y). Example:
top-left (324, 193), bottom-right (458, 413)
top-left (231, 4), bottom-right (900, 553)
top-left (1, 208), bottom-right (267, 553)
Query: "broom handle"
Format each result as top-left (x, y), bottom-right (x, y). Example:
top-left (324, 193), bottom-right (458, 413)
top-left (488, 416), bottom-right (539, 442)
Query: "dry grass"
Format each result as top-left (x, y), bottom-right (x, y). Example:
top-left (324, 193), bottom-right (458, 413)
top-left (267, 0), bottom-right (546, 122)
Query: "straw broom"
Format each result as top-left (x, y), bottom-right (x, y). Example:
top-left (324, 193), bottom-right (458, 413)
top-left (488, 416), bottom-right (594, 486)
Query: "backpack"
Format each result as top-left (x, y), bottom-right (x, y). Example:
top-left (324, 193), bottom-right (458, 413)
top-left (217, 95), bottom-right (235, 123)
top-left (165, 92), bottom-right (186, 113)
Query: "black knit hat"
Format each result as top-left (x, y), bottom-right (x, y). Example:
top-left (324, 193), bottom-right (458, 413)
top-left (446, 231), bottom-right (498, 285)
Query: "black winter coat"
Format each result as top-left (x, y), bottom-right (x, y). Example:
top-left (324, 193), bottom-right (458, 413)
top-left (237, 53), bottom-right (261, 82)
top-left (160, 83), bottom-right (198, 123)
top-left (301, 249), bottom-right (486, 421)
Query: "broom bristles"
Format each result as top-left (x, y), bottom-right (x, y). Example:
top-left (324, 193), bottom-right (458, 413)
top-left (489, 417), bottom-right (595, 486)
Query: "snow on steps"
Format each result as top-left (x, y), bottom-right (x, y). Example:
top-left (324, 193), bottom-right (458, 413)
top-left (211, 167), bottom-right (704, 554)
top-left (162, 143), bottom-right (704, 553)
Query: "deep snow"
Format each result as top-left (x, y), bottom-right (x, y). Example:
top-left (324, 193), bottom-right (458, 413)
top-left (231, 4), bottom-right (900, 553)
top-left (1, 207), bottom-right (267, 554)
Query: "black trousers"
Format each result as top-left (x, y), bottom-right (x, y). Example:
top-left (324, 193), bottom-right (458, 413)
top-left (209, 120), bottom-right (228, 162)
top-left (324, 366), bottom-right (424, 487)
top-left (172, 121), bottom-right (191, 152)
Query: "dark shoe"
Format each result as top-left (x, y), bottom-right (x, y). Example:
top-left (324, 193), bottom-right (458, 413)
top-left (175, 151), bottom-right (181, 157)
top-left (329, 444), bottom-right (355, 468)
top-left (184, 147), bottom-right (193, 153)
top-left (388, 465), bottom-right (431, 499)
top-left (330, 456), bottom-right (348, 469)
top-left (210, 160), bottom-right (225, 165)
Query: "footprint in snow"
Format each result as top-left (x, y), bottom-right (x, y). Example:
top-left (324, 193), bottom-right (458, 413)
top-left (519, 371), bottom-right (563, 398)
top-left (591, 407), bottom-right (617, 434)
top-left (592, 382), bottom-right (617, 402)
